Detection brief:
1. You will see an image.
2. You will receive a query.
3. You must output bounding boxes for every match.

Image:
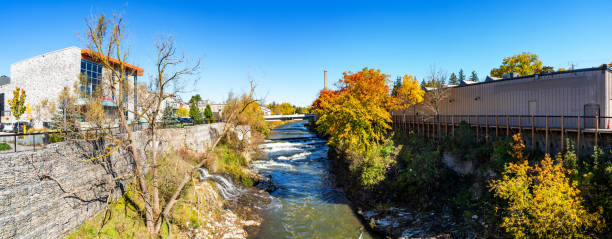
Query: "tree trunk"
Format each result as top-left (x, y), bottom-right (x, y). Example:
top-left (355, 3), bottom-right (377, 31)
top-left (151, 128), bottom-right (161, 217)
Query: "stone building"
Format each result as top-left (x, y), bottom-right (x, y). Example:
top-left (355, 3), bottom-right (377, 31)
top-left (0, 47), bottom-right (144, 127)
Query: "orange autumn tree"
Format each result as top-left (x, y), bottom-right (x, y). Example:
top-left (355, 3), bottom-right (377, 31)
top-left (313, 67), bottom-right (395, 154)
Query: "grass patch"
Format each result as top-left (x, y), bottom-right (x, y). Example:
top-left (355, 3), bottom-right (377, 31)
top-left (65, 186), bottom-right (170, 239)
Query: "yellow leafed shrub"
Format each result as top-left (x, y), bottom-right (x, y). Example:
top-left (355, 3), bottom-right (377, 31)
top-left (490, 151), bottom-right (603, 238)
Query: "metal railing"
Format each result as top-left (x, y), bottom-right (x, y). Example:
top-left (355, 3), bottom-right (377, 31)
top-left (0, 121), bottom-right (205, 154)
top-left (391, 114), bottom-right (612, 156)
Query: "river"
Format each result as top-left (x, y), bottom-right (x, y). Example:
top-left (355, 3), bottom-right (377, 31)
top-left (250, 121), bottom-right (376, 239)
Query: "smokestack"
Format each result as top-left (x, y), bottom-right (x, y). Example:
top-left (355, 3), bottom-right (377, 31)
top-left (324, 70), bottom-right (328, 90)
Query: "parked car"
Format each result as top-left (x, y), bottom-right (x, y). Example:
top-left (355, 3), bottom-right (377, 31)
top-left (2, 122), bottom-right (32, 133)
top-left (177, 117), bottom-right (194, 124)
top-left (2, 123), bottom-right (16, 133)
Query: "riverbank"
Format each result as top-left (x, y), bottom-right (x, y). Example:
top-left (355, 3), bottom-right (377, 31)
top-left (326, 125), bottom-right (610, 238)
top-left (328, 146), bottom-right (478, 238)
top-left (66, 143), bottom-right (274, 239)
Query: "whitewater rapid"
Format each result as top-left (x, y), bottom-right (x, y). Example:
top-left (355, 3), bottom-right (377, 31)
top-left (249, 121), bottom-right (375, 239)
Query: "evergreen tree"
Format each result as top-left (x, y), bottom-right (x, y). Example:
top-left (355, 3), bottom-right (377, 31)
top-left (448, 73), bottom-right (459, 85)
top-left (162, 103), bottom-right (175, 123)
top-left (469, 71), bottom-right (479, 82)
top-left (189, 94), bottom-right (202, 104)
top-left (189, 103), bottom-right (203, 124)
top-left (204, 104), bottom-right (214, 123)
top-left (391, 76), bottom-right (402, 96)
top-left (458, 69), bottom-right (466, 82)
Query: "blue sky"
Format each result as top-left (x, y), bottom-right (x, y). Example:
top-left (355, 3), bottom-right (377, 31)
top-left (1, 0), bottom-right (611, 106)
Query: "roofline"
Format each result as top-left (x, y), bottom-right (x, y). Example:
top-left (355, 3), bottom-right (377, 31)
top-left (10, 46), bottom-right (81, 67)
top-left (81, 49), bottom-right (144, 76)
top-left (449, 65), bottom-right (611, 89)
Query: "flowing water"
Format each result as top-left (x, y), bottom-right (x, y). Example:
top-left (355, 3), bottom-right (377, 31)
top-left (198, 168), bottom-right (245, 200)
top-left (250, 121), bottom-right (375, 239)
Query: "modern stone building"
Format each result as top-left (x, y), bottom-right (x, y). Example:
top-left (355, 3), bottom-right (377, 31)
top-left (0, 47), bottom-right (144, 126)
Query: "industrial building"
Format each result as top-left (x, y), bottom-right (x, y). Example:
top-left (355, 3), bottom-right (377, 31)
top-left (412, 66), bottom-right (612, 129)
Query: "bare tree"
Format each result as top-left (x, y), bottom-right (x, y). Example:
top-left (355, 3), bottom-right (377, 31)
top-left (143, 35), bottom-right (199, 229)
top-left (80, 13), bottom-right (259, 236)
top-left (422, 66), bottom-right (450, 116)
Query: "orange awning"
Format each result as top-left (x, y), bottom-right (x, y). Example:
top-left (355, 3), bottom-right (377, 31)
top-left (81, 49), bottom-right (144, 76)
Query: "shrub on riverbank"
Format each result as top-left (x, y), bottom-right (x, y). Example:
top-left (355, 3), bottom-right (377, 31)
top-left (212, 144), bottom-right (254, 186)
top-left (490, 154), bottom-right (603, 238)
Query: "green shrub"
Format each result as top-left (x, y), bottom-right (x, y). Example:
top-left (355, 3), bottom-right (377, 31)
top-left (214, 144), bottom-right (253, 186)
top-left (359, 155), bottom-right (387, 187)
top-left (573, 146), bottom-right (612, 232)
top-left (395, 148), bottom-right (441, 193)
top-left (447, 121), bottom-right (491, 164)
top-left (0, 142), bottom-right (11, 151)
top-left (355, 139), bottom-right (394, 187)
top-left (48, 131), bottom-right (65, 143)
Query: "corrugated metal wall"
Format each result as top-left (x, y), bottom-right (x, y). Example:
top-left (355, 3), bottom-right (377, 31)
top-left (410, 69), bottom-right (610, 129)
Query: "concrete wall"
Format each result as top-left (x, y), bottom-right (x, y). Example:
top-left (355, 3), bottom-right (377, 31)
top-left (0, 123), bottom-right (233, 239)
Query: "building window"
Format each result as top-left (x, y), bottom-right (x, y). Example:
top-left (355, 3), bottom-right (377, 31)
top-left (80, 59), bottom-right (102, 95)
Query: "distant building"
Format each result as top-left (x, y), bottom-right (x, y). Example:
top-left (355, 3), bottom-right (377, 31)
top-left (260, 105), bottom-right (271, 116)
top-left (413, 66), bottom-right (612, 128)
top-left (163, 95), bottom-right (187, 110)
top-left (0, 47), bottom-right (144, 126)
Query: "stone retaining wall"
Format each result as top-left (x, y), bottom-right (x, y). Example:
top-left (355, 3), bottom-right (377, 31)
top-left (0, 123), bottom-right (235, 239)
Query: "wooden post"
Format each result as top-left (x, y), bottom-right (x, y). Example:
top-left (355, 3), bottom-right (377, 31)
top-left (418, 116), bottom-right (422, 136)
top-left (445, 116), bottom-right (448, 137)
top-left (506, 115), bottom-right (510, 137)
top-left (545, 115), bottom-right (549, 154)
top-left (476, 115), bottom-right (480, 141)
top-left (519, 116), bottom-right (522, 135)
top-left (422, 116), bottom-right (425, 138)
top-left (561, 116), bottom-right (565, 151)
top-left (401, 114), bottom-right (404, 133)
top-left (495, 115), bottom-right (499, 139)
top-left (436, 115), bottom-right (440, 139)
top-left (595, 115), bottom-right (599, 148)
top-left (485, 115), bottom-right (489, 142)
top-left (531, 116), bottom-right (535, 153)
top-left (577, 116), bottom-right (581, 156)
top-left (429, 117), bottom-right (433, 139)
top-left (432, 116), bottom-right (435, 139)
top-left (432, 117), bottom-right (435, 139)
top-left (452, 115), bottom-right (455, 137)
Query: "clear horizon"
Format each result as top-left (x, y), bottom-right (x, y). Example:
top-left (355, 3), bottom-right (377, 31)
top-left (1, 0), bottom-right (611, 106)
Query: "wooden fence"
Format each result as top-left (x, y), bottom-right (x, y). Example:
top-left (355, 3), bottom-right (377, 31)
top-left (391, 114), bottom-right (612, 156)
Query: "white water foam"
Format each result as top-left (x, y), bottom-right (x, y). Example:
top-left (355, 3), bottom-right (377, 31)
top-left (198, 168), bottom-right (244, 200)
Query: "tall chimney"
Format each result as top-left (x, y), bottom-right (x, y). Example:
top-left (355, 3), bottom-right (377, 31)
top-left (324, 70), bottom-right (328, 90)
